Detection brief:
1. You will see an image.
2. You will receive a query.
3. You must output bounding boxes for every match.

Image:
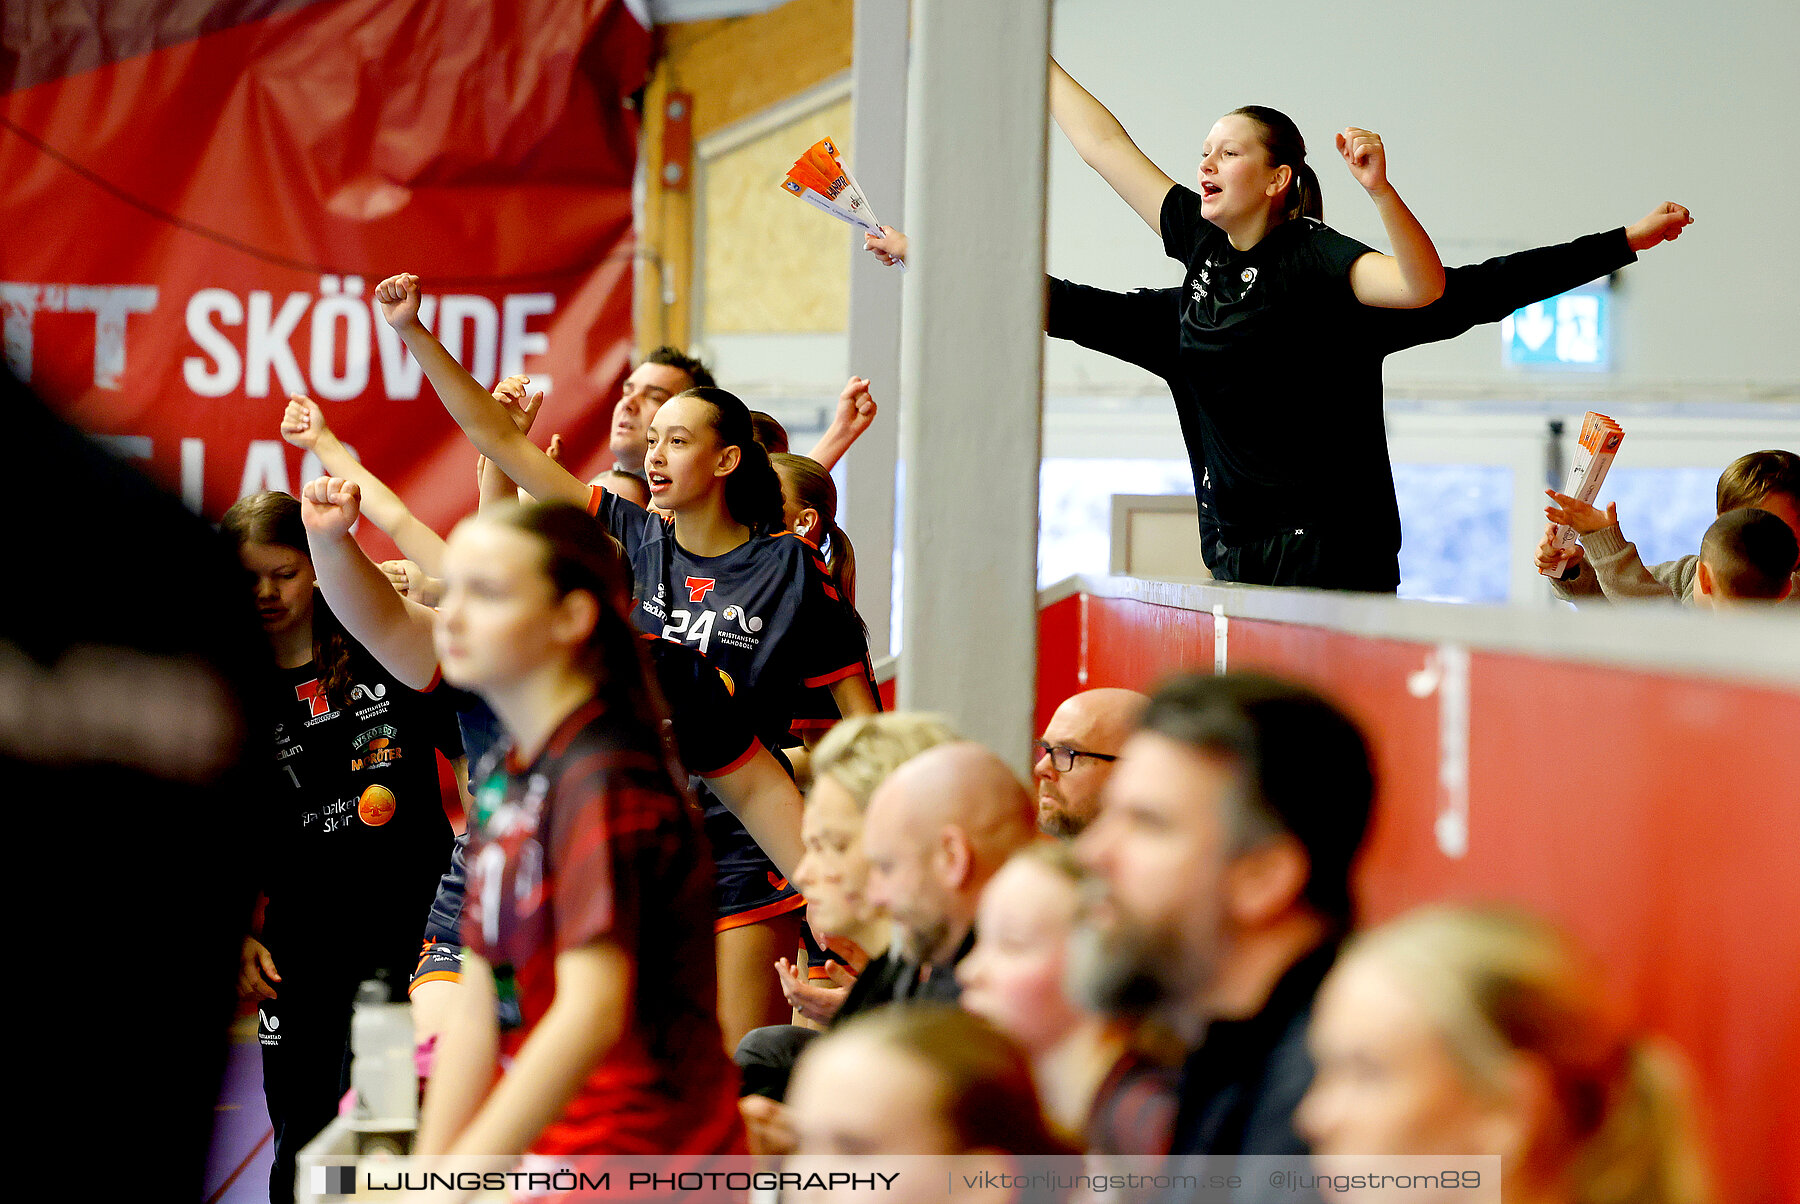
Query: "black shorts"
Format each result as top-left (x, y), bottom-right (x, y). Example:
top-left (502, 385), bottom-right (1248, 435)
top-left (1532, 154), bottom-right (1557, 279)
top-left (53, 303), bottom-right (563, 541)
top-left (410, 938), bottom-right (463, 992)
top-left (699, 781), bottom-right (803, 931)
top-left (1208, 527), bottom-right (1399, 593)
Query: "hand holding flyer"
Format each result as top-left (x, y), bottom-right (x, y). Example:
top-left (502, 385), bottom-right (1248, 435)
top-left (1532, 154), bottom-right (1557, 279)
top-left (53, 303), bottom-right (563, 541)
top-left (780, 136), bottom-right (904, 269)
top-left (1541, 411), bottom-right (1625, 576)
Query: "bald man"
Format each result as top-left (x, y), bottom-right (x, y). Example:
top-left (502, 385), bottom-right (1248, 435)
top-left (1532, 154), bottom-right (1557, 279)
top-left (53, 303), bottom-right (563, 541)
top-left (857, 742), bottom-right (1040, 1002)
top-left (733, 742), bottom-right (1036, 1124)
top-left (1033, 688), bottom-right (1148, 838)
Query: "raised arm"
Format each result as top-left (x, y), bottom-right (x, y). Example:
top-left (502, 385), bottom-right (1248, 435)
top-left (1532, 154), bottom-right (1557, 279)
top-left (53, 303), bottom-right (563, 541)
top-left (807, 377), bottom-right (878, 471)
top-left (1543, 491), bottom-right (1684, 602)
top-left (1370, 203), bottom-right (1690, 354)
top-left (477, 374), bottom-right (552, 510)
top-left (374, 273), bottom-right (589, 508)
top-left (1338, 128), bottom-right (1445, 309)
top-left (1049, 57), bottom-right (1178, 236)
top-left (281, 394), bottom-right (449, 577)
top-left (297, 476), bottom-right (441, 688)
top-left (1046, 277), bottom-right (1183, 379)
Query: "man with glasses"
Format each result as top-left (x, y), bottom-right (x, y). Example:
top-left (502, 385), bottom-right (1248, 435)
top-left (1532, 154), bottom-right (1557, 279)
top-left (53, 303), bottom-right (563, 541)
top-left (1033, 688), bottom-right (1148, 837)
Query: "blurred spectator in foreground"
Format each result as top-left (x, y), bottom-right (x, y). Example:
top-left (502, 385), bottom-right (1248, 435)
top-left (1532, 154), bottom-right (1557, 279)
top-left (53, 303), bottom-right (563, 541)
top-left (1299, 905), bottom-right (1713, 1204)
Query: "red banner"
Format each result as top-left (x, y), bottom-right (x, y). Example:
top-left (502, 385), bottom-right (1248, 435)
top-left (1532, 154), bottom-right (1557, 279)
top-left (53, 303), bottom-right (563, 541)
top-left (2, 0), bottom-right (650, 554)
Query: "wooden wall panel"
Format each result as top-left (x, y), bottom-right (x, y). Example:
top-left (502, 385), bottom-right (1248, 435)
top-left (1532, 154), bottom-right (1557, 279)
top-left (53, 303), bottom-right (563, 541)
top-left (701, 97), bottom-right (853, 334)
top-left (636, 0), bottom-right (853, 351)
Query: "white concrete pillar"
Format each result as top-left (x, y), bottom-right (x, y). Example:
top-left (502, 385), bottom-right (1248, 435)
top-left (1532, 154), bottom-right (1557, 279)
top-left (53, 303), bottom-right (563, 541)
top-left (895, 0), bottom-right (1049, 771)
top-left (844, 0), bottom-right (909, 659)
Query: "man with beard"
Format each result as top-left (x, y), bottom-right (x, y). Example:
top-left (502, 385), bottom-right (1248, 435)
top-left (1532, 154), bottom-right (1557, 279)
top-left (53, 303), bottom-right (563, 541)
top-left (1070, 673), bottom-right (1374, 1170)
top-left (856, 742), bottom-right (1040, 1006)
top-left (1034, 688), bottom-right (1148, 837)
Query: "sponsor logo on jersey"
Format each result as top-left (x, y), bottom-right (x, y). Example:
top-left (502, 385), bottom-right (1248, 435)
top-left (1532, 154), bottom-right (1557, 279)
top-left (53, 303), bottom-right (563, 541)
top-left (685, 576), bottom-right (717, 602)
top-left (767, 872), bottom-right (788, 891)
top-left (358, 783), bottom-right (397, 827)
top-left (350, 725), bottom-right (403, 770)
top-left (295, 677), bottom-right (330, 718)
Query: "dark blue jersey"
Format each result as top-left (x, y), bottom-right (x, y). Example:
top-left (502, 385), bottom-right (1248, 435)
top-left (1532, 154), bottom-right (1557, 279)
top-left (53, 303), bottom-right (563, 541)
top-left (588, 486), bottom-right (868, 749)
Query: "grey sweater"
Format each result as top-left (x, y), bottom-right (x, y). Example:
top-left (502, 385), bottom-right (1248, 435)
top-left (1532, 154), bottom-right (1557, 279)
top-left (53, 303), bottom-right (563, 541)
top-left (1552, 523), bottom-right (1799, 606)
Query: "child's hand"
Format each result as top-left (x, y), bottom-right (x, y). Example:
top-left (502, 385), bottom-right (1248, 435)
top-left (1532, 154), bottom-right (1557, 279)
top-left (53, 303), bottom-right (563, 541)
top-left (300, 475), bottom-right (363, 538)
top-left (1544, 489), bottom-right (1618, 536)
top-left (374, 273), bottom-right (423, 330)
top-left (1534, 522), bottom-right (1586, 577)
top-left (1336, 127), bottom-right (1389, 193)
top-left (279, 394), bottom-right (327, 450)
top-left (1625, 202), bottom-right (1693, 253)
top-left (239, 937), bottom-right (281, 1001)
top-left (834, 376), bottom-right (878, 438)
top-left (863, 225), bottom-right (908, 266)
top-left (493, 374), bottom-right (544, 435)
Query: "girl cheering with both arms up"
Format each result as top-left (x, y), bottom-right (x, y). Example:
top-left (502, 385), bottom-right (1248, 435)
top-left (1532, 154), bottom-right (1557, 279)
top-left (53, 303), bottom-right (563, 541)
top-left (1049, 58), bottom-right (1445, 591)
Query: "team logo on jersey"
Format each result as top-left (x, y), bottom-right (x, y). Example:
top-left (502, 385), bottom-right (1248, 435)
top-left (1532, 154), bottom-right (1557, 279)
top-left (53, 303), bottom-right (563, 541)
top-left (1241, 267), bottom-right (1258, 286)
top-left (258, 1008), bottom-right (282, 1046)
top-left (685, 576), bottom-right (717, 602)
top-left (722, 605), bottom-right (764, 633)
top-left (358, 783), bottom-right (397, 827)
top-left (295, 678), bottom-right (330, 718)
top-left (348, 683), bottom-right (388, 704)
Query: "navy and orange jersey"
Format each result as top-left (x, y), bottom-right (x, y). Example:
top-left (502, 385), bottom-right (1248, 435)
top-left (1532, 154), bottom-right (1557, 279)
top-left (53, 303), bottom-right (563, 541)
top-left (784, 530), bottom-right (882, 744)
top-left (412, 632), bottom-right (765, 989)
top-left (262, 630), bottom-right (459, 962)
top-left (588, 486), bottom-right (869, 750)
top-left (462, 697), bottom-right (744, 1156)
top-left (786, 649), bottom-right (882, 744)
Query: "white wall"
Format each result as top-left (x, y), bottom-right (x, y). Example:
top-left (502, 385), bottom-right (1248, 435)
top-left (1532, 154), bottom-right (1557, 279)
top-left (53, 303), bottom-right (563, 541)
top-left (1046, 0), bottom-right (1800, 402)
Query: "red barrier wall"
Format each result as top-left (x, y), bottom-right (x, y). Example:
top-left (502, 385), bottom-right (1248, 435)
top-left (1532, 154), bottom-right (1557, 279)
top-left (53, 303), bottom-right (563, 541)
top-left (1044, 594), bottom-right (1800, 1204)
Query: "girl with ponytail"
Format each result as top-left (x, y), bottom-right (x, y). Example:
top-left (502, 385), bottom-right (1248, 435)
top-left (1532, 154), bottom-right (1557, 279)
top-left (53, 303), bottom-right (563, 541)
top-left (772, 451), bottom-right (858, 605)
top-left (409, 497), bottom-right (744, 1159)
top-left (1298, 905), bottom-right (1712, 1204)
top-left (1048, 58), bottom-right (1446, 592)
top-left (772, 452), bottom-right (881, 749)
top-left (375, 277), bottom-right (878, 1044)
